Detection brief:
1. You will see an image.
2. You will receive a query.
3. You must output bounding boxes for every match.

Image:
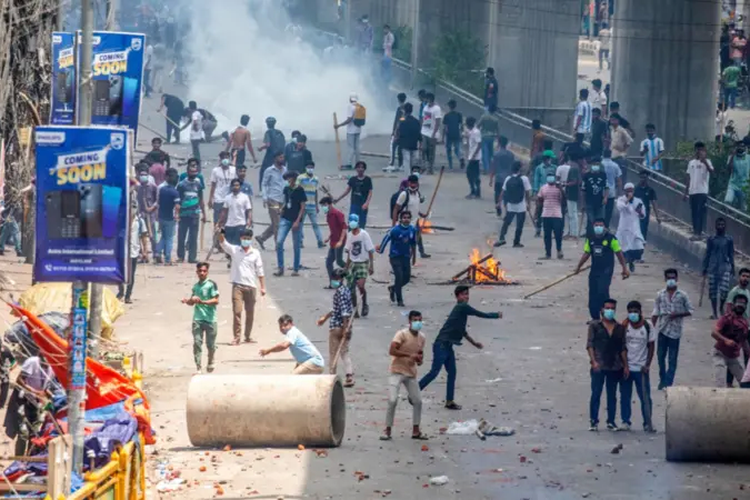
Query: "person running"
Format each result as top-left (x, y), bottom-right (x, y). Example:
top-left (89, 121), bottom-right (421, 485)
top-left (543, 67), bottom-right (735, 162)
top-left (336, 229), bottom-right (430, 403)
top-left (335, 161), bottom-right (373, 229)
top-left (443, 99), bottom-right (463, 170)
top-left (711, 294), bottom-right (750, 388)
top-left (260, 315), bottom-right (325, 374)
top-left (176, 162), bottom-right (206, 264)
top-left (418, 285), bottom-right (501, 410)
top-left (380, 310), bottom-right (427, 441)
top-left (219, 227), bottom-right (266, 345)
top-left (298, 161), bottom-right (325, 249)
top-left (395, 103), bottom-right (421, 171)
top-left (316, 268), bottom-right (355, 387)
top-left (616, 183), bottom-right (646, 272)
top-left (586, 298), bottom-right (628, 431)
top-left (495, 161), bottom-right (531, 248)
top-left (226, 114), bottom-right (257, 167)
top-left (157, 93), bottom-right (184, 143)
top-left (258, 117), bottom-right (286, 194)
top-left (209, 152), bottom-right (237, 225)
top-left (575, 218), bottom-right (630, 322)
top-left (537, 170), bottom-right (565, 259)
top-left (181, 262), bottom-right (219, 374)
top-left (376, 210), bottom-right (417, 307)
top-left (465, 116), bottom-right (482, 199)
top-left (256, 152), bottom-right (287, 250)
top-left (320, 196), bottom-right (347, 288)
top-left (345, 213), bottom-right (375, 318)
top-left (274, 171), bottom-right (306, 277)
top-left (420, 93), bottom-right (442, 174)
top-left (621, 300), bottom-right (656, 433)
top-left (156, 168), bottom-right (181, 265)
top-left (704, 218), bottom-right (736, 319)
top-left (651, 268), bottom-right (693, 390)
top-left (634, 170), bottom-right (660, 243)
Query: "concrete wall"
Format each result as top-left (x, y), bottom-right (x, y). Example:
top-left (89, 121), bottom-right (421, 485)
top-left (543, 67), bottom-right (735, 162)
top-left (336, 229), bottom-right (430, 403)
top-left (611, 0), bottom-right (720, 148)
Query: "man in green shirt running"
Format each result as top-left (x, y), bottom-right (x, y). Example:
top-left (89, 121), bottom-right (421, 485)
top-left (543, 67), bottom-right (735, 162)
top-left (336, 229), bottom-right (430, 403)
top-left (182, 262), bottom-right (220, 373)
top-left (722, 64), bottom-right (742, 109)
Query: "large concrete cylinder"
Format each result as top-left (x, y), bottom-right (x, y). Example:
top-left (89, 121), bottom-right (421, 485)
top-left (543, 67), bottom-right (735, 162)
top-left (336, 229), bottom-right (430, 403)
top-left (612, 0), bottom-right (720, 148)
top-left (186, 375), bottom-right (346, 448)
top-left (666, 386), bottom-right (750, 462)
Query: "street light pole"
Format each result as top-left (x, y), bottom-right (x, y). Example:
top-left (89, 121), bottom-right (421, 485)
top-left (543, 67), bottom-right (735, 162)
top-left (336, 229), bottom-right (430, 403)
top-left (410, 0), bottom-right (420, 88)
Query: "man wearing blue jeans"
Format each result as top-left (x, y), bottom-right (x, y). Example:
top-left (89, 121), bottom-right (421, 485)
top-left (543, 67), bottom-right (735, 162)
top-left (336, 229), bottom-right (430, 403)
top-left (156, 168), bottom-right (181, 264)
top-left (418, 285), bottom-right (501, 410)
top-left (297, 162), bottom-right (325, 248)
top-left (274, 171), bottom-right (307, 277)
top-left (651, 268), bottom-right (693, 390)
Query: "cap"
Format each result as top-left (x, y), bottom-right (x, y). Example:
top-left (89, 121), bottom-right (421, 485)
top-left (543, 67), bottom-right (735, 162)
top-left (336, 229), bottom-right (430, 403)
top-left (349, 213), bottom-right (360, 223)
top-left (624, 182), bottom-right (635, 190)
top-left (265, 116), bottom-right (276, 124)
top-left (543, 150), bottom-right (556, 159)
top-left (349, 92), bottom-right (359, 102)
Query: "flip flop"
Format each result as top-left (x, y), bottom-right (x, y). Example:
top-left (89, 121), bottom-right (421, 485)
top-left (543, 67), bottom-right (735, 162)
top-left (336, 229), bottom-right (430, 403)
top-left (411, 433), bottom-right (429, 440)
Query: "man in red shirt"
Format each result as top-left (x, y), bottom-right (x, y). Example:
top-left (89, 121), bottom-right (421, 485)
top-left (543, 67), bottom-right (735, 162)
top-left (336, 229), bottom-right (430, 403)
top-left (320, 196), bottom-right (346, 288)
top-left (711, 294), bottom-right (750, 387)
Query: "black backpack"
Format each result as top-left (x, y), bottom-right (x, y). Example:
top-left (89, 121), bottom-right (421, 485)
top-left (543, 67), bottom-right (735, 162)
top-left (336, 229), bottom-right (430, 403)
top-left (504, 175), bottom-right (525, 204)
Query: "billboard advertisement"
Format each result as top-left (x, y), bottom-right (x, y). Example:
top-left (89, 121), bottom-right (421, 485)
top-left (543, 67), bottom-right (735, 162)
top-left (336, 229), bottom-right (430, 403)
top-left (50, 32), bottom-right (77, 125)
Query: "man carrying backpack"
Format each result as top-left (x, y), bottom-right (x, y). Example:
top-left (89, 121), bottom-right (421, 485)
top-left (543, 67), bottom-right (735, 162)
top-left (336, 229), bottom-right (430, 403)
top-left (258, 117), bottom-right (286, 196)
top-left (392, 175), bottom-right (431, 259)
top-left (335, 93), bottom-right (366, 169)
top-left (495, 161), bottom-right (532, 248)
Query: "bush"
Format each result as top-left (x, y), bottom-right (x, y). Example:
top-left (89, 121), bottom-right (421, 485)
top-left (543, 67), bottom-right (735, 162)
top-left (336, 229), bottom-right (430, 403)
top-left (428, 31), bottom-right (485, 97)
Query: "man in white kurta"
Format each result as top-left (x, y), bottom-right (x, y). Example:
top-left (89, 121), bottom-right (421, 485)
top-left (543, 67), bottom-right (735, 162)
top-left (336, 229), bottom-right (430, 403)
top-left (616, 182), bottom-right (646, 272)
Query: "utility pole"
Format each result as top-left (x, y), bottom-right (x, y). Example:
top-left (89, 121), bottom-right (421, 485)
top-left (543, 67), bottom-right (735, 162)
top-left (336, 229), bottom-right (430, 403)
top-left (410, 0), bottom-right (420, 88)
top-left (56, 0), bottom-right (64, 31)
top-left (106, 0), bottom-right (118, 31)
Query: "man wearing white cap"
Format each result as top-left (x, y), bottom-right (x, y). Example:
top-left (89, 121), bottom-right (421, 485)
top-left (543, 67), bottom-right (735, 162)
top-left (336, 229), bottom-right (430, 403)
top-left (616, 182), bottom-right (646, 273)
top-left (335, 93), bottom-right (364, 169)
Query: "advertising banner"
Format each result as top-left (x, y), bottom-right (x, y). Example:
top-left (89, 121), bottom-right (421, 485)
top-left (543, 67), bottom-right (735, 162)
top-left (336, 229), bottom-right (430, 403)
top-left (50, 32), bottom-right (77, 125)
top-left (77, 31), bottom-right (146, 136)
top-left (34, 126), bottom-right (130, 284)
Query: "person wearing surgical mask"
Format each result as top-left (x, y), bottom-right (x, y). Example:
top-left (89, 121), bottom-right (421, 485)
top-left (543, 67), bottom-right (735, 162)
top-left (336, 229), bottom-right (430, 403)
top-left (575, 218), bottom-right (630, 323)
top-left (344, 213), bottom-right (375, 318)
top-left (208, 151), bottom-right (236, 226)
top-left (711, 294), bottom-right (750, 389)
top-left (218, 227), bottom-right (266, 345)
top-left (536, 169), bottom-right (565, 260)
top-left (615, 182), bottom-right (646, 273)
top-left (651, 268), bottom-right (693, 390)
top-left (581, 158), bottom-right (609, 237)
top-left (297, 160), bottom-right (325, 249)
top-left (586, 298), bottom-right (628, 432)
top-left (726, 140), bottom-right (750, 211)
top-left (621, 300), bottom-right (656, 433)
top-left (381, 310), bottom-right (427, 441)
top-left (274, 171), bottom-right (307, 277)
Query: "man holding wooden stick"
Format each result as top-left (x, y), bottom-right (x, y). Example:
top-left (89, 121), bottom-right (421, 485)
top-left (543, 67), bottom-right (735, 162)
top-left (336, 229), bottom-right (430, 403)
top-left (317, 268), bottom-right (355, 387)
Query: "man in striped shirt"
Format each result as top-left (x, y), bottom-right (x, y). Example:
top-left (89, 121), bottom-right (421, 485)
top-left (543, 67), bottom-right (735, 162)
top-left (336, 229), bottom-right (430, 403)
top-left (640, 124), bottom-right (665, 172)
top-left (574, 89), bottom-right (593, 136)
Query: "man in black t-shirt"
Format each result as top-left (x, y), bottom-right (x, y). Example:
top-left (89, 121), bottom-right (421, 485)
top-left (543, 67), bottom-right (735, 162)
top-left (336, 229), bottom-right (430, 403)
top-left (581, 161), bottom-right (609, 237)
top-left (335, 161), bottom-right (373, 229)
top-left (590, 108), bottom-right (609, 158)
top-left (275, 171), bottom-right (307, 277)
top-left (633, 170), bottom-right (660, 241)
top-left (396, 103), bottom-right (422, 171)
top-left (286, 134), bottom-right (314, 174)
top-left (443, 99), bottom-right (464, 170)
top-left (388, 93), bottom-right (407, 170)
top-left (143, 137), bottom-right (171, 168)
top-left (158, 93), bottom-right (185, 143)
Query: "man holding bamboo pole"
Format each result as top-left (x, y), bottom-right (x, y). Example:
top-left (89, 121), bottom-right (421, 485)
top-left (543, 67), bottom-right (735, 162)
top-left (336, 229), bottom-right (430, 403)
top-left (317, 268), bottom-right (355, 387)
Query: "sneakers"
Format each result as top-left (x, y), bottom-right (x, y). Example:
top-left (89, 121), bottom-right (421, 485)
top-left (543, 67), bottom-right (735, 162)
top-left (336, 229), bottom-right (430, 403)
top-left (628, 261), bottom-right (635, 272)
top-left (273, 269), bottom-right (284, 277)
top-left (388, 286), bottom-right (396, 303)
top-left (557, 251), bottom-right (564, 259)
top-left (444, 401), bottom-right (462, 410)
top-left (588, 422), bottom-right (598, 432)
top-left (606, 423), bottom-right (619, 432)
top-left (383, 165), bottom-right (396, 173)
top-left (494, 239), bottom-right (507, 247)
top-left (420, 253), bottom-right (431, 259)
top-left (195, 366), bottom-right (202, 375)
top-left (620, 422), bottom-right (631, 431)
top-left (317, 241), bottom-right (326, 249)
top-left (206, 365), bottom-right (215, 373)
top-left (512, 242), bottom-right (524, 248)
top-left (644, 424), bottom-right (656, 433)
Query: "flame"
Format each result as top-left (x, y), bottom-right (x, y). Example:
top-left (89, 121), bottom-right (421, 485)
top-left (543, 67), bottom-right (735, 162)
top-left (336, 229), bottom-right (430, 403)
top-left (469, 249), bottom-right (508, 283)
top-left (420, 220), bottom-right (434, 234)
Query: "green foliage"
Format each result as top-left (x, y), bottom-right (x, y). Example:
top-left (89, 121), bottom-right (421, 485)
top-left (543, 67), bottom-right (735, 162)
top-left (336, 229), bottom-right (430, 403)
top-left (428, 31), bottom-right (485, 97)
top-left (671, 141), bottom-right (732, 200)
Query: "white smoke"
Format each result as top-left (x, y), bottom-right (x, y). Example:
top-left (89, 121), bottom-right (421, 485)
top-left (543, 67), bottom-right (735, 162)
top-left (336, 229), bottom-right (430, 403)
top-left (184, 0), bottom-right (392, 141)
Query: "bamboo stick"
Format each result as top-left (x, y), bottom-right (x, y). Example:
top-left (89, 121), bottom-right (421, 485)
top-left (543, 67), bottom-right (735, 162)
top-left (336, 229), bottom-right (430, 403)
top-left (523, 265), bottom-right (591, 299)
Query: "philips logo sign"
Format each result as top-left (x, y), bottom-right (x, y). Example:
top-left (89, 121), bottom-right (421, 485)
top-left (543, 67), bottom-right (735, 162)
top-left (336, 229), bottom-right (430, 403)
top-left (35, 131), bottom-right (66, 145)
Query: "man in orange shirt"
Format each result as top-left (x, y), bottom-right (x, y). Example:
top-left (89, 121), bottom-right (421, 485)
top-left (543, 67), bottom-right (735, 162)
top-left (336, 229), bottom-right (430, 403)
top-left (226, 115), bottom-right (257, 167)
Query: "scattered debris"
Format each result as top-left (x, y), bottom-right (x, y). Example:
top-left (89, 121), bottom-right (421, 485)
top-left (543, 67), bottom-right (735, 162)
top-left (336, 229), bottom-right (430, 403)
top-left (298, 444), bottom-right (306, 451)
top-left (223, 444), bottom-right (232, 452)
top-left (531, 447), bottom-right (542, 454)
top-left (429, 475), bottom-right (449, 486)
top-left (519, 456), bottom-right (527, 463)
top-left (354, 471), bottom-right (370, 482)
top-left (156, 478), bottom-right (186, 492)
top-left (611, 444), bottom-right (624, 454)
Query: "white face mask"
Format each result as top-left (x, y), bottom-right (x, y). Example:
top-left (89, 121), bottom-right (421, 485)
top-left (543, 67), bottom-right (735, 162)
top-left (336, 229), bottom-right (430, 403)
top-left (306, 168), bottom-right (314, 175)
top-left (221, 159), bottom-right (230, 167)
top-left (240, 239), bottom-right (252, 248)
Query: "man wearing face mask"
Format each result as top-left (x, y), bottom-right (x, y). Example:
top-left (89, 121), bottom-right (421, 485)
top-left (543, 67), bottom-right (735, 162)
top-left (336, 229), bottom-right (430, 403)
top-left (725, 140), bottom-right (750, 211)
top-left (256, 152), bottom-right (287, 251)
top-left (208, 151), bottom-right (236, 225)
top-left (581, 158), bottom-right (609, 237)
top-left (344, 213), bottom-right (375, 318)
top-left (319, 197), bottom-right (347, 288)
top-left (711, 295), bottom-right (750, 388)
top-left (651, 268), bottom-right (693, 390)
top-left (176, 163), bottom-right (207, 264)
top-left (537, 170), bottom-right (565, 259)
top-left (274, 171), bottom-right (307, 277)
top-left (286, 134), bottom-right (313, 175)
top-left (393, 174), bottom-right (430, 259)
top-left (575, 218), bottom-right (630, 322)
top-left (376, 211), bottom-right (417, 307)
top-left (136, 165), bottom-right (158, 261)
top-left (316, 268), bottom-right (355, 387)
top-left (219, 179), bottom-right (252, 249)
top-left (616, 183), bottom-right (646, 272)
top-left (285, 130), bottom-right (301, 161)
top-left (219, 227), bottom-right (266, 345)
top-left (297, 161), bottom-right (325, 249)
top-left (703, 218), bottom-right (736, 319)
top-left (621, 301), bottom-right (656, 433)
top-left (586, 299), bottom-right (628, 431)
top-left (381, 310), bottom-right (427, 441)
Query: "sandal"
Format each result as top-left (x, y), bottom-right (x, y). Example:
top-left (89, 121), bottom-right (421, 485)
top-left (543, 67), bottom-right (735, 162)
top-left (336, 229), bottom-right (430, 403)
top-left (444, 401), bottom-right (462, 410)
top-left (411, 433), bottom-right (429, 440)
top-left (379, 434), bottom-right (392, 441)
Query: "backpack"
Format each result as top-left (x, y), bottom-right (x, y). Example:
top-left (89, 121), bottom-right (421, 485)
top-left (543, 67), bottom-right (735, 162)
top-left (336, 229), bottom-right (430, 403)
top-left (504, 175), bottom-right (525, 204)
top-left (353, 103), bottom-right (367, 127)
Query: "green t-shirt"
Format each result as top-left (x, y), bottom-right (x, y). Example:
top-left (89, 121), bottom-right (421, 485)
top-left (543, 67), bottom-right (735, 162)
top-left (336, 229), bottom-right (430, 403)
top-left (723, 66), bottom-right (741, 89)
top-left (192, 279), bottom-right (219, 323)
top-left (478, 113), bottom-right (500, 139)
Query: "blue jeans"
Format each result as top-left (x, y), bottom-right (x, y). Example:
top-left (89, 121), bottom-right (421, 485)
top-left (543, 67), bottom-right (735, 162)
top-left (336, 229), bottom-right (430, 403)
top-left (276, 218), bottom-right (302, 272)
top-left (619, 369), bottom-right (653, 427)
top-left (349, 203), bottom-right (368, 230)
top-left (381, 56), bottom-right (392, 85)
top-left (157, 219), bottom-right (176, 263)
top-left (177, 217), bottom-right (199, 262)
top-left (0, 219), bottom-right (21, 254)
top-left (590, 369), bottom-right (622, 425)
top-left (419, 341), bottom-right (457, 402)
top-left (481, 137), bottom-right (495, 173)
top-left (725, 86), bottom-right (738, 109)
top-left (657, 333), bottom-right (680, 388)
top-left (301, 205), bottom-right (324, 245)
top-left (445, 137), bottom-right (462, 169)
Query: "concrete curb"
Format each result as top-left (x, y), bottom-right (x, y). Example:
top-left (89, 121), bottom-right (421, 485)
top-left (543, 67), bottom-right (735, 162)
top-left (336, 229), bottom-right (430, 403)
top-left (644, 219), bottom-right (708, 271)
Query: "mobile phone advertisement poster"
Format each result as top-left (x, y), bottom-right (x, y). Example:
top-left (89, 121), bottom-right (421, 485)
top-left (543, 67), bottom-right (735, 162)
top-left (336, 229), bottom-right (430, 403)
top-left (50, 32), bottom-right (77, 125)
top-left (75, 31), bottom-right (146, 136)
top-left (35, 126), bottom-right (130, 283)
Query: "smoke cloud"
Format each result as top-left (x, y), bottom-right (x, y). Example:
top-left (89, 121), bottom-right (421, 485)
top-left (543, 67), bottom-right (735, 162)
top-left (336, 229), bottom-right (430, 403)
top-left (184, 0), bottom-right (392, 141)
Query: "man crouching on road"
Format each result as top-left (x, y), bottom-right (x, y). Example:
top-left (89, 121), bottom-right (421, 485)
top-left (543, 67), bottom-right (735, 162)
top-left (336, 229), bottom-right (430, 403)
top-left (260, 315), bottom-right (325, 374)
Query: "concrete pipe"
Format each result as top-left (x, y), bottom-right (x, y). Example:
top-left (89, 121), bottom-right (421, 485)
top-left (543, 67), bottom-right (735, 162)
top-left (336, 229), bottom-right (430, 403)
top-left (186, 374), bottom-right (346, 448)
top-left (666, 386), bottom-right (750, 462)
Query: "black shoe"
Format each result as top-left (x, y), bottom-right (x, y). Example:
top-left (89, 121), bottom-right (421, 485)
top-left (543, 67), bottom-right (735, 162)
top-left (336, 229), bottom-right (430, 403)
top-left (397, 301), bottom-right (405, 307)
top-left (273, 269), bottom-right (284, 277)
top-left (494, 239), bottom-right (506, 247)
top-left (445, 401), bottom-right (462, 410)
top-left (317, 242), bottom-right (326, 249)
top-left (512, 242), bottom-right (524, 248)
top-left (255, 236), bottom-right (266, 250)
top-left (420, 253), bottom-right (431, 259)
top-left (628, 261), bottom-right (635, 272)
top-left (388, 286), bottom-right (395, 303)
top-left (361, 303), bottom-right (369, 317)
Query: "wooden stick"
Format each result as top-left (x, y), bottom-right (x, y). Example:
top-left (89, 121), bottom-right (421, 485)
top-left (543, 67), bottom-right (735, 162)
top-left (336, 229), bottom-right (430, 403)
top-left (474, 265), bottom-right (499, 281)
top-left (333, 112), bottom-right (343, 170)
top-left (421, 166), bottom-right (445, 221)
top-left (361, 151), bottom-right (390, 159)
top-left (450, 253), bottom-right (494, 281)
top-left (161, 112), bottom-right (182, 130)
top-left (526, 206), bottom-right (536, 227)
top-left (523, 265), bottom-right (591, 299)
top-left (330, 315), bottom-right (353, 374)
top-left (699, 275), bottom-right (707, 307)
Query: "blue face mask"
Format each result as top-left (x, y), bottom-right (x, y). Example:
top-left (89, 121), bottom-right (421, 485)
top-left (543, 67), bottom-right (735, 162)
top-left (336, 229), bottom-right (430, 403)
top-left (603, 309), bottom-right (616, 320)
top-left (666, 279), bottom-right (677, 289)
top-left (628, 312), bottom-right (640, 323)
top-left (349, 221), bottom-right (359, 230)
top-left (240, 239), bottom-right (252, 248)
top-left (591, 165), bottom-right (601, 173)
top-left (410, 321), bottom-right (423, 331)
top-left (593, 226), bottom-right (605, 236)
top-left (331, 280), bottom-right (341, 288)
top-left (400, 221), bottom-right (410, 228)
top-left (285, 180), bottom-right (291, 188)
top-left (221, 159), bottom-right (230, 167)
top-left (139, 175), bottom-right (149, 183)
top-left (322, 205), bottom-right (330, 215)
top-left (546, 176), bottom-right (555, 184)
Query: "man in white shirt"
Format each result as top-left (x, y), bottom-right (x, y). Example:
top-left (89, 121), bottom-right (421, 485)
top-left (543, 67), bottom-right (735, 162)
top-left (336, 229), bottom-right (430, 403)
top-left (590, 79), bottom-right (607, 113)
top-left (465, 117), bottom-right (482, 198)
top-left (220, 179), bottom-right (252, 249)
top-left (621, 300), bottom-right (656, 432)
top-left (345, 213), bottom-right (375, 318)
top-left (420, 92), bottom-right (442, 174)
top-left (382, 24), bottom-right (395, 85)
top-left (684, 141), bottom-right (714, 240)
top-left (219, 227), bottom-right (266, 344)
top-left (117, 205), bottom-right (148, 304)
top-left (574, 89), bottom-right (592, 135)
top-left (183, 100), bottom-right (203, 161)
top-left (640, 123), bottom-right (665, 171)
top-left (209, 151), bottom-right (237, 224)
top-left (334, 93), bottom-right (363, 169)
top-left (495, 161), bottom-right (532, 248)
